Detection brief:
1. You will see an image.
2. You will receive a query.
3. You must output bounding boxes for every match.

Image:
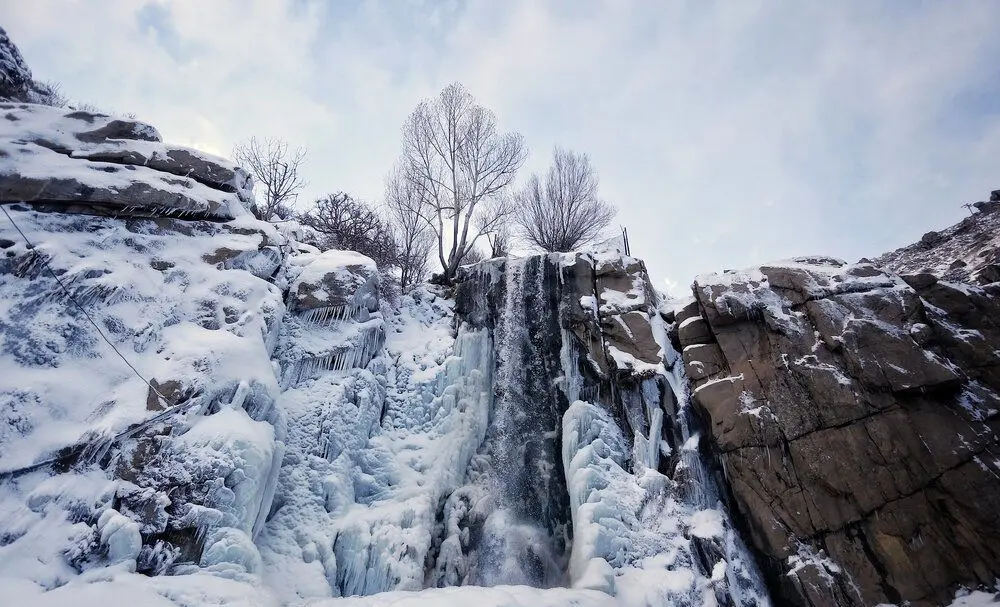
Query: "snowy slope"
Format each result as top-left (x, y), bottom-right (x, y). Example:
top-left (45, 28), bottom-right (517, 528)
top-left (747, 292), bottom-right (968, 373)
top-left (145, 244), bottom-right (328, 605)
top-left (0, 207), bottom-right (290, 590)
top-left (874, 193), bottom-right (1000, 284)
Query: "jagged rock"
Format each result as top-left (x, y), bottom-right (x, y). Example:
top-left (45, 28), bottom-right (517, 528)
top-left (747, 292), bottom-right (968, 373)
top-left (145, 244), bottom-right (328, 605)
top-left (976, 263), bottom-right (1000, 285)
top-left (877, 188), bottom-right (1000, 282)
top-left (920, 230), bottom-right (944, 247)
top-left (900, 272), bottom-right (938, 290)
top-left (683, 257), bottom-right (1000, 606)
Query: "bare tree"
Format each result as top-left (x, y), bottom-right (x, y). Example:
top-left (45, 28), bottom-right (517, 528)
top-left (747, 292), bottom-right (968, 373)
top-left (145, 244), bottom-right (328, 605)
top-left (232, 137), bottom-right (307, 221)
top-left (397, 82), bottom-right (526, 283)
top-left (514, 147), bottom-right (616, 252)
top-left (385, 169), bottom-right (434, 290)
top-left (299, 192), bottom-right (398, 269)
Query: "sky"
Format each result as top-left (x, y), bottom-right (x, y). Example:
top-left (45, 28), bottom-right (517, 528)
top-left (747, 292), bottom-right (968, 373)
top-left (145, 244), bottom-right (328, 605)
top-left (4, 0), bottom-right (1000, 294)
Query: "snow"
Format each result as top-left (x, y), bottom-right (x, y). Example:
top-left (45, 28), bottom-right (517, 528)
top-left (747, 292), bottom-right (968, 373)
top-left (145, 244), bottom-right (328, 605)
top-left (97, 509), bottom-right (142, 566)
top-left (288, 249), bottom-right (377, 299)
top-left (875, 199), bottom-right (1000, 283)
top-left (0, 102), bottom-right (252, 209)
top-left (0, 207), bottom-right (284, 472)
top-left (5, 567), bottom-right (282, 607)
top-left (693, 373), bottom-right (744, 395)
top-left (0, 106), bottom-right (290, 603)
top-left (949, 590), bottom-right (1000, 606)
top-left (694, 257), bottom-right (904, 336)
top-left (310, 585), bottom-right (616, 606)
top-left (688, 509), bottom-right (724, 539)
top-left (679, 315), bottom-right (703, 329)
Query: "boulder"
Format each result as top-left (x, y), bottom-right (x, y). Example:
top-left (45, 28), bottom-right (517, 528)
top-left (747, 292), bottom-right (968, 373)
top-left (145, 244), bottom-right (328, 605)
top-left (976, 263), bottom-right (1000, 285)
top-left (677, 316), bottom-right (712, 345)
top-left (288, 250), bottom-right (379, 316)
top-left (602, 310), bottom-right (662, 368)
top-left (900, 272), bottom-right (937, 290)
top-left (673, 298), bottom-right (700, 325)
top-left (973, 199), bottom-right (998, 213)
top-left (920, 230), bottom-right (944, 247)
top-left (682, 343), bottom-right (726, 381)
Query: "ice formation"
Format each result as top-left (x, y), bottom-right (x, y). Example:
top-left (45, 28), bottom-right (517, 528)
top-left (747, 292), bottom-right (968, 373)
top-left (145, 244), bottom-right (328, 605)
top-left (0, 106), bottom-right (770, 605)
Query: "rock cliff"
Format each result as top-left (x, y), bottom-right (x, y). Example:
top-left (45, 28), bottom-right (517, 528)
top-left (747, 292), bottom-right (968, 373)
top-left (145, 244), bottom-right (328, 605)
top-left (677, 252), bottom-right (1000, 605)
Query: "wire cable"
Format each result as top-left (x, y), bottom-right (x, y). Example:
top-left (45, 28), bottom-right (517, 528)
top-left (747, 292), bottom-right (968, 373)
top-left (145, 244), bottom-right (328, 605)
top-left (1, 205), bottom-right (168, 406)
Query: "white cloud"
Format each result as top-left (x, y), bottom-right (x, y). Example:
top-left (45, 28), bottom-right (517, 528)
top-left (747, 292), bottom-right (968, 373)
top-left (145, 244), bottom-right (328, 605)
top-left (5, 0), bottom-right (1000, 291)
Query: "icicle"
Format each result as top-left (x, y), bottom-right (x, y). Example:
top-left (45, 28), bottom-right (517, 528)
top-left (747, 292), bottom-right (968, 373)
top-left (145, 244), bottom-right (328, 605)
top-left (227, 380), bottom-right (250, 411)
top-left (646, 407), bottom-right (663, 470)
top-left (298, 304), bottom-right (362, 326)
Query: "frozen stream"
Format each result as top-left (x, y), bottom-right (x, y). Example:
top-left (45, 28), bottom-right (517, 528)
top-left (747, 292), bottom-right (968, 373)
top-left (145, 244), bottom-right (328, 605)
top-left (254, 253), bottom-right (770, 606)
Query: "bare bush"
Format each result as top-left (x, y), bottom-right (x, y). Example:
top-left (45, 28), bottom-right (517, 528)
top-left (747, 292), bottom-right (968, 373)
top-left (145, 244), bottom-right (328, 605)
top-left (27, 80), bottom-right (68, 107)
top-left (299, 192), bottom-right (398, 269)
top-left (385, 169), bottom-right (434, 290)
top-left (397, 82), bottom-right (526, 283)
top-left (232, 137), bottom-right (306, 221)
top-left (458, 245), bottom-right (487, 266)
top-left (514, 147), bottom-right (616, 252)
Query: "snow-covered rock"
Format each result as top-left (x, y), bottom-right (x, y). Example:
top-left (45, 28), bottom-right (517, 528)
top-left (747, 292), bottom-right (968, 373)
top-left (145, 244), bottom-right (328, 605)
top-left (0, 86), bottom-right (289, 594)
top-left (1, 102), bottom-right (251, 220)
top-left (0, 26), bottom-right (33, 102)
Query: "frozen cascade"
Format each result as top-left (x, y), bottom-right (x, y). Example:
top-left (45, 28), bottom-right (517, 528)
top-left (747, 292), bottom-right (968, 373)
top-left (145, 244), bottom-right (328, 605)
top-left (257, 284), bottom-right (505, 603)
top-left (449, 256), bottom-right (574, 589)
top-left (668, 350), bottom-right (771, 605)
top-left (551, 251), bottom-right (771, 606)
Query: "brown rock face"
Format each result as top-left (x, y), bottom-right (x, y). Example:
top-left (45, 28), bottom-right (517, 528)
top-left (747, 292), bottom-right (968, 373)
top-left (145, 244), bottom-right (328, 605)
top-left (681, 256), bottom-right (1000, 606)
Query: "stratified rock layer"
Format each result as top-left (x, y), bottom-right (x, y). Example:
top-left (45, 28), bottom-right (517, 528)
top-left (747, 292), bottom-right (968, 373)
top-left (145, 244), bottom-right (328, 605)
top-left (677, 256), bottom-right (1000, 606)
top-left (1, 103), bottom-right (252, 220)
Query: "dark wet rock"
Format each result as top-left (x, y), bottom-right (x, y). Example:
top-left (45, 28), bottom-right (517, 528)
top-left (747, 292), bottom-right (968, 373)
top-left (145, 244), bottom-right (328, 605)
top-left (976, 263), bottom-right (1000, 285)
top-left (920, 230), bottom-right (944, 247)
